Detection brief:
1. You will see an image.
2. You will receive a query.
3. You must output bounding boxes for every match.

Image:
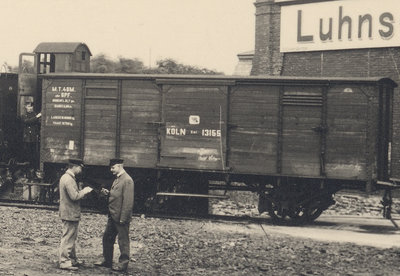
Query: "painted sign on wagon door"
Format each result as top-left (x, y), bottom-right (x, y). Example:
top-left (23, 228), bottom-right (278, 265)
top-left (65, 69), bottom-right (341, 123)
top-left (42, 79), bottom-right (82, 162)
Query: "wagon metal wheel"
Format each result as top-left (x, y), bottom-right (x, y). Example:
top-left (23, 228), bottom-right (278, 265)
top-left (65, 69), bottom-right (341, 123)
top-left (287, 207), bottom-right (322, 223)
top-left (288, 208), bottom-right (307, 220)
top-left (304, 207), bottom-right (324, 221)
top-left (267, 201), bottom-right (288, 222)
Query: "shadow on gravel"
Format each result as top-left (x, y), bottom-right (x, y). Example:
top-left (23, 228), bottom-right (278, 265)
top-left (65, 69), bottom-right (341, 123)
top-left (357, 224), bottom-right (399, 234)
top-left (309, 219), bottom-right (400, 235)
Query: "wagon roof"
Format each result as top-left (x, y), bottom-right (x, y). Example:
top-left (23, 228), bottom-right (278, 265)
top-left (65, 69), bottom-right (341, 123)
top-left (34, 42), bottom-right (92, 55)
top-left (38, 73), bottom-right (398, 87)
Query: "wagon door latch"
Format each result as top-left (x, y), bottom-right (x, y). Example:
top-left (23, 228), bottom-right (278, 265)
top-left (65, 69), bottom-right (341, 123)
top-left (377, 178), bottom-right (400, 228)
top-left (381, 189), bottom-right (393, 219)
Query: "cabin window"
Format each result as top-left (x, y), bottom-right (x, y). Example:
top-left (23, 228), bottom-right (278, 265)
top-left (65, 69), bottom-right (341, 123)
top-left (38, 53), bottom-right (55, 73)
top-left (81, 51), bottom-right (86, 61)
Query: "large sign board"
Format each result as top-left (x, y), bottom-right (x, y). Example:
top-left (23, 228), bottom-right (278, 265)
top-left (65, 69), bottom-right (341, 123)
top-left (280, 0), bottom-right (400, 52)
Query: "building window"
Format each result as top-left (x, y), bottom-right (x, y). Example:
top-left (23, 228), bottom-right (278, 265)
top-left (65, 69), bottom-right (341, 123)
top-left (81, 52), bottom-right (86, 61)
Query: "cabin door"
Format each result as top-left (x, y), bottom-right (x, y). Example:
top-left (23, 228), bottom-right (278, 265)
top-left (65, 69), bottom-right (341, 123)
top-left (18, 53), bottom-right (38, 117)
top-left (158, 84), bottom-right (228, 171)
top-left (281, 86), bottom-right (325, 177)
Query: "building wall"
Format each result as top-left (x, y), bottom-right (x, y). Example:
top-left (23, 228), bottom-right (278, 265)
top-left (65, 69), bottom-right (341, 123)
top-left (252, 0), bottom-right (283, 76)
top-left (233, 59), bottom-right (253, 76)
top-left (233, 51), bottom-right (254, 76)
top-left (251, 0), bottom-right (400, 178)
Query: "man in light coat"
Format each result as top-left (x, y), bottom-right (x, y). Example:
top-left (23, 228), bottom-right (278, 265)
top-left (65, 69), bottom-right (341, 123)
top-left (58, 158), bottom-right (93, 271)
top-left (95, 158), bottom-right (134, 272)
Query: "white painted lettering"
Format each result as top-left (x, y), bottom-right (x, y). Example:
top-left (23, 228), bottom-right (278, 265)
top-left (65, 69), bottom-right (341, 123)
top-left (166, 127), bottom-right (186, 136)
top-left (201, 129), bottom-right (221, 137)
top-left (51, 86), bottom-right (76, 92)
top-left (54, 104), bottom-right (73, 109)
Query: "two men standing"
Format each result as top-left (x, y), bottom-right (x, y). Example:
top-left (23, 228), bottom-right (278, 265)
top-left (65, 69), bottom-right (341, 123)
top-left (58, 158), bottom-right (134, 272)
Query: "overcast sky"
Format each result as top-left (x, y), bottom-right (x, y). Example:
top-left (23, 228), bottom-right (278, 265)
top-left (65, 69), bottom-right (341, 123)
top-left (0, 0), bottom-right (255, 74)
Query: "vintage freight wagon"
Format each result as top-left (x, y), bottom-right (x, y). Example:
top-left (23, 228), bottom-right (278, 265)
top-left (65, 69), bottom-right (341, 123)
top-left (36, 73), bottom-right (396, 221)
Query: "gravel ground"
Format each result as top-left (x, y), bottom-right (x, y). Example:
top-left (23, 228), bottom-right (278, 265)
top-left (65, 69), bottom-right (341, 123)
top-left (1, 202), bottom-right (400, 276)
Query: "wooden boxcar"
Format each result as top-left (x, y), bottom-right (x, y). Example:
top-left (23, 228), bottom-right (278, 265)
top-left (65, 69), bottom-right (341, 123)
top-left (38, 73), bottom-right (396, 220)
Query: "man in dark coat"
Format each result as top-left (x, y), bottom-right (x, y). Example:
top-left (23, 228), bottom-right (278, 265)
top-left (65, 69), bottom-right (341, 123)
top-left (58, 159), bottom-right (93, 271)
top-left (95, 158), bottom-right (134, 272)
top-left (21, 101), bottom-right (41, 168)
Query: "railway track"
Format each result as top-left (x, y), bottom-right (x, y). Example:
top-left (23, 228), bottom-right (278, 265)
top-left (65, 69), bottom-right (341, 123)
top-left (0, 198), bottom-right (274, 225)
top-left (1, 197), bottom-right (399, 231)
top-left (0, 198), bottom-right (312, 229)
top-left (0, 199), bottom-right (58, 210)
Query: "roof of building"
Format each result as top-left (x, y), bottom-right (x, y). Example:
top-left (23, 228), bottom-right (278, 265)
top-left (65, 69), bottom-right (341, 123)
top-left (34, 42), bottom-right (92, 56)
top-left (237, 50), bottom-right (255, 58)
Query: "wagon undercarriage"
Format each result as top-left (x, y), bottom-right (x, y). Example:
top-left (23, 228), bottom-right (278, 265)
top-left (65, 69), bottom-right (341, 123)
top-left (258, 179), bottom-right (339, 223)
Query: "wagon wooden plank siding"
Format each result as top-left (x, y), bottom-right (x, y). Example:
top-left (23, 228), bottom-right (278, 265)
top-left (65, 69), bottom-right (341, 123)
top-left (228, 84), bottom-right (279, 174)
top-left (38, 74), bottom-right (395, 191)
top-left (120, 80), bottom-right (161, 168)
top-left (83, 79), bottom-right (119, 165)
top-left (325, 84), bottom-right (370, 180)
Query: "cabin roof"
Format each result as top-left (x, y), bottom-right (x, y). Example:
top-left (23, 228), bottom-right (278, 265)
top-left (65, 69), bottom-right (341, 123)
top-left (34, 42), bottom-right (92, 56)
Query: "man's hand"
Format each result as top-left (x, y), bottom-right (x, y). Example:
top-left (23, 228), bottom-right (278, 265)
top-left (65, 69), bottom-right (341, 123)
top-left (36, 113), bottom-right (42, 118)
top-left (100, 188), bottom-right (110, 196)
top-left (82, 186), bottom-right (93, 195)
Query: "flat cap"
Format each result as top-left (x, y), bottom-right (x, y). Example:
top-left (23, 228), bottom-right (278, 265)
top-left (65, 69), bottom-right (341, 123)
top-left (109, 158), bottom-right (123, 166)
top-left (68, 158), bottom-right (84, 167)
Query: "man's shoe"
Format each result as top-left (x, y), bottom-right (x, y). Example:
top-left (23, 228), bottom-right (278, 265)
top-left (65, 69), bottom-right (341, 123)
top-left (72, 259), bottom-right (85, 267)
top-left (94, 261), bottom-right (112, 268)
top-left (112, 264), bottom-right (128, 272)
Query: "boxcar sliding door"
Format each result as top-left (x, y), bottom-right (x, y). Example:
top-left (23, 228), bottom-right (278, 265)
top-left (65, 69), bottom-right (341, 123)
top-left (157, 81), bottom-right (229, 171)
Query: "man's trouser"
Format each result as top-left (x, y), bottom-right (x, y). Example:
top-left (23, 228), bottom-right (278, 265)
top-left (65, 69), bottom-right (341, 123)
top-left (102, 216), bottom-right (130, 268)
top-left (59, 220), bottom-right (79, 267)
top-left (23, 142), bottom-right (38, 169)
